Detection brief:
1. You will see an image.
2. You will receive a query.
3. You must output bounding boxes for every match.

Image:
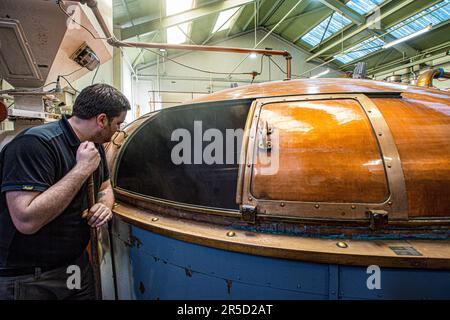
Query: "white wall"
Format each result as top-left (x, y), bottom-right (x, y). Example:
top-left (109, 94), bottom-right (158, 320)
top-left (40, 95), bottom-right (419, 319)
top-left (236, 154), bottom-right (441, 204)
top-left (134, 29), bottom-right (343, 110)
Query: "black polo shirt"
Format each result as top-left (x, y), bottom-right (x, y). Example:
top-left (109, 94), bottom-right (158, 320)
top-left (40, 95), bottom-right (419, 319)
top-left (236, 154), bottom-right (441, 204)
top-left (0, 115), bottom-right (109, 268)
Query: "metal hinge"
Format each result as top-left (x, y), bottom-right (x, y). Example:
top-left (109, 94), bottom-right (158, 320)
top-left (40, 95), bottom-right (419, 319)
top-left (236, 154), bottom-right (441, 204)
top-left (258, 120), bottom-right (272, 151)
top-left (240, 205), bottom-right (257, 224)
top-left (367, 210), bottom-right (389, 230)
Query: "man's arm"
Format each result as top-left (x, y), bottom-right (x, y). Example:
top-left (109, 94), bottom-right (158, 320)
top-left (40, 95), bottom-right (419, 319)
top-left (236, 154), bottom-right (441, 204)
top-left (6, 141), bottom-right (100, 235)
top-left (98, 179), bottom-right (114, 209)
top-left (82, 179), bottom-right (114, 228)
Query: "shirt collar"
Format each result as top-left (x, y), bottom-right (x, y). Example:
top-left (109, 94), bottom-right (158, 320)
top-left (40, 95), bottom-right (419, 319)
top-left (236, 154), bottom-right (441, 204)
top-left (60, 115), bottom-right (81, 147)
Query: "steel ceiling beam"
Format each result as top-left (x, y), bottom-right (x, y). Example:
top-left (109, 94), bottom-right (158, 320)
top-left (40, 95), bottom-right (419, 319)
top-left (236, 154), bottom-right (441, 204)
top-left (280, 7), bottom-right (332, 42)
top-left (242, 0), bottom-right (268, 32)
top-left (369, 29), bottom-right (418, 57)
top-left (259, 0), bottom-right (285, 25)
top-left (275, 0), bottom-right (313, 35)
top-left (121, 0), bottom-right (255, 40)
top-left (316, 0), bottom-right (365, 25)
top-left (306, 0), bottom-right (416, 62)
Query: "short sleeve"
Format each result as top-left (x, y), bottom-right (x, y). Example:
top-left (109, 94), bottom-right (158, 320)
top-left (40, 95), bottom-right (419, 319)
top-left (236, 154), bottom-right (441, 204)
top-left (1, 135), bottom-right (56, 193)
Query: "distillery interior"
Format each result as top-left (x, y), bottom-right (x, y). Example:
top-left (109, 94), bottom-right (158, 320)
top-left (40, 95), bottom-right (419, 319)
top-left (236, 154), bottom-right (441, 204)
top-left (0, 0), bottom-right (450, 300)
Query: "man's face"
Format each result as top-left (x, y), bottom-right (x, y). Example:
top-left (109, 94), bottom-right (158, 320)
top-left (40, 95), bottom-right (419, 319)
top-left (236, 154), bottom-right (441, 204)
top-left (95, 111), bottom-right (127, 143)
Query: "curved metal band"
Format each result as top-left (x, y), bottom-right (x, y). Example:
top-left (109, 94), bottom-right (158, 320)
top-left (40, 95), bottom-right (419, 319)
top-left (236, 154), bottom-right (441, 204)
top-left (358, 94), bottom-right (408, 220)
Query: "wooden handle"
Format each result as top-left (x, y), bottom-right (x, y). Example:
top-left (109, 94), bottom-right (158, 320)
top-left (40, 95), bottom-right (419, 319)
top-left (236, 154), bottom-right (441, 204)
top-left (87, 174), bottom-right (102, 300)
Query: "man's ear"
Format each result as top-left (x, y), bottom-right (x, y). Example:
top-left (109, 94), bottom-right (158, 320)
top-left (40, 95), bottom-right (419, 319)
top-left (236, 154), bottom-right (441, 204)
top-left (96, 113), bottom-right (108, 128)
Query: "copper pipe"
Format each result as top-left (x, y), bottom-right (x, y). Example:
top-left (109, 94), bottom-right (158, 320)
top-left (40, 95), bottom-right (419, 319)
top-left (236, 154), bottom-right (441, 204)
top-left (117, 40), bottom-right (290, 58)
top-left (417, 68), bottom-right (450, 87)
top-left (286, 56), bottom-right (292, 81)
top-left (71, 0), bottom-right (293, 79)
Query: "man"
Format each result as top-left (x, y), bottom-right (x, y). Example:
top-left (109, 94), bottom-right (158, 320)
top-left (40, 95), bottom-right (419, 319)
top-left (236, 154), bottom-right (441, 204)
top-left (0, 83), bottom-right (130, 299)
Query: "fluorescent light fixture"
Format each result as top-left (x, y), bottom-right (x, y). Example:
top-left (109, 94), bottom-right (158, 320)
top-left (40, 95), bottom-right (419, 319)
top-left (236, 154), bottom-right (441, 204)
top-left (383, 25), bottom-right (432, 49)
top-left (167, 23), bottom-right (188, 44)
top-left (310, 69), bottom-right (330, 79)
top-left (166, 0), bottom-right (193, 16)
top-left (249, 53), bottom-right (257, 59)
top-left (212, 7), bottom-right (240, 33)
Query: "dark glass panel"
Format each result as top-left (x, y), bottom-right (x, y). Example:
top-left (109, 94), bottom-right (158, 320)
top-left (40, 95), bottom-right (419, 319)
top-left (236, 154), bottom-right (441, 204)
top-left (116, 100), bottom-right (251, 210)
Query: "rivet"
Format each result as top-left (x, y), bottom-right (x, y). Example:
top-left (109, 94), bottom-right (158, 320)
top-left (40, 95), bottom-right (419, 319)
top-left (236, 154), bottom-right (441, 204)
top-left (368, 110), bottom-right (372, 113)
top-left (247, 163), bottom-right (251, 167)
top-left (351, 205), bottom-right (356, 209)
top-left (336, 241), bottom-right (348, 248)
top-left (248, 197), bottom-right (253, 201)
top-left (387, 164), bottom-right (392, 168)
top-left (314, 204), bottom-right (320, 209)
top-left (227, 231), bottom-right (236, 237)
top-left (388, 201), bottom-right (393, 206)
top-left (280, 202), bottom-right (285, 207)
top-left (151, 217), bottom-right (159, 222)
top-left (378, 133), bottom-right (383, 136)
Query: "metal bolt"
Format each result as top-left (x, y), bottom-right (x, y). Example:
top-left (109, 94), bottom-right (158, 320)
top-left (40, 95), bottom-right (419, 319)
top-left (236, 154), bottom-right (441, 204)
top-left (151, 217), bottom-right (159, 222)
top-left (248, 197), bottom-right (253, 201)
top-left (314, 204), bottom-right (320, 209)
top-left (336, 241), bottom-right (348, 248)
top-left (280, 202), bottom-right (285, 207)
top-left (227, 231), bottom-right (236, 237)
top-left (351, 205), bottom-right (356, 210)
top-left (388, 201), bottom-right (393, 206)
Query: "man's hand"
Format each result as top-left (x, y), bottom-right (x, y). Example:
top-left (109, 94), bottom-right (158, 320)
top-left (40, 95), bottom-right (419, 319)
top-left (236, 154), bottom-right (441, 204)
top-left (82, 203), bottom-right (112, 228)
top-left (76, 141), bottom-right (100, 175)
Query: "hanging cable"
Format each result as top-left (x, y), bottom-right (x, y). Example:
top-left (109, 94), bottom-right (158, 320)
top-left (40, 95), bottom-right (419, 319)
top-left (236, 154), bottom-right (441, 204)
top-left (91, 64), bottom-right (100, 85)
top-left (141, 48), bottom-right (259, 76)
top-left (59, 75), bottom-right (80, 93)
top-left (251, 54), bottom-right (265, 84)
top-left (61, 67), bottom-right (84, 78)
top-left (57, 0), bottom-right (110, 40)
top-left (268, 56), bottom-right (302, 78)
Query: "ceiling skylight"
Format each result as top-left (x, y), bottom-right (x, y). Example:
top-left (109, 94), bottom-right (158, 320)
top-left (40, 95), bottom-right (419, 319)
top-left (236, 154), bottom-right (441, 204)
top-left (165, 0), bottom-right (193, 44)
top-left (212, 7), bottom-right (240, 33)
top-left (167, 23), bottom-right (189, 44)
top-left (335, 36), bottom-right (385, 64)
top-left (386, 0), bottom-right (450, 39)
top-left (301, 12), bottom-right (352, 47)
top-left (346, 0), bottom-right (386, 15)
top-left (166, 0), bottom-right (193, 16)
top-left (329, 0), bottom-right (449, 65)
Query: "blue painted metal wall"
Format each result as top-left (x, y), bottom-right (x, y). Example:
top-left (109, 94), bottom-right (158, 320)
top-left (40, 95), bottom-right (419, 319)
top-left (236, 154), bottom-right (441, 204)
top-left (128, 226), bottom-right (450, 300)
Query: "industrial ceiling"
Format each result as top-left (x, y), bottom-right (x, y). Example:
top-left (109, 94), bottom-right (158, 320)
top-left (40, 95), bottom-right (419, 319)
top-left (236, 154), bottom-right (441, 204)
top-left (112, 0), bottom-right (450, 77)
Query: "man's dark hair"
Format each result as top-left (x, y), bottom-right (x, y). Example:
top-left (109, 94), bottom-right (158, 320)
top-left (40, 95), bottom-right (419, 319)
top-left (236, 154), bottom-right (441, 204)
top-left (72, 83), bottom-right (131, 120)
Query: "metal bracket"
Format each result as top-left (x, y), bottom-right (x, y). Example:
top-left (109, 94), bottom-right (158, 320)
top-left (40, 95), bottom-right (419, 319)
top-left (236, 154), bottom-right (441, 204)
top-left (240, 205), bottom-right (257, 224)
top-left (257, 120), bottom-right (272, 151)
top-left (368, 210), bottom-right (389, 230)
